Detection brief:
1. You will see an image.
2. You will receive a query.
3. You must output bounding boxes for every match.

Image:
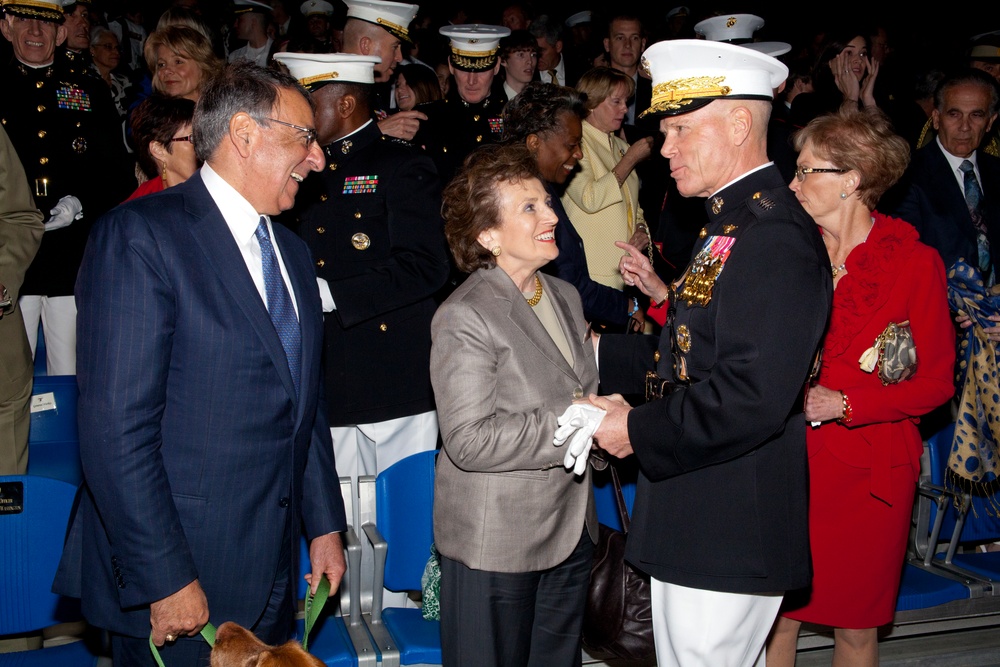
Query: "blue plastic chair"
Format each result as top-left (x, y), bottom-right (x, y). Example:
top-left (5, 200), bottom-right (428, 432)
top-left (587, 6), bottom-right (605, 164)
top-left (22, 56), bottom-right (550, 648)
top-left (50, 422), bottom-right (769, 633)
top-left (924, 424), bottom-right (1000, 588)
top-left (362, 451), bottom-right (440, 667)
top-left (895, 428), bottom-right (991, 613)
top-left (0, 475), bottom-right (99, 666)
top-left (27, 375), bottom-right (82, 486)
top-left (592, 463), bottom-right (637, 531)
top-left (294, 479), bottom-right (376, 666)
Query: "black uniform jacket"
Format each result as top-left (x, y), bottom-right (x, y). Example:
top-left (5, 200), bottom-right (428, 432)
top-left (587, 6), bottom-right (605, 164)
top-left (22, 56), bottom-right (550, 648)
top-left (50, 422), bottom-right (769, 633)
top-left (297, 121), bottom-right (450, 425)
top-left (411, 88), bottom-right (507, 186)
top-left (599, 165), bottom-right (832, 593)
top-left (0, 56), bottom-right (131, 296)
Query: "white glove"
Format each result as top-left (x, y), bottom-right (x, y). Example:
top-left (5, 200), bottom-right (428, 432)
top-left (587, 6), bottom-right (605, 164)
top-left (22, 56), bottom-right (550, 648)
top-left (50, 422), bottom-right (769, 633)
top-left (553, 404), bottom-right (605, 476)
top-left (45, 195), bottom-right (83, 231)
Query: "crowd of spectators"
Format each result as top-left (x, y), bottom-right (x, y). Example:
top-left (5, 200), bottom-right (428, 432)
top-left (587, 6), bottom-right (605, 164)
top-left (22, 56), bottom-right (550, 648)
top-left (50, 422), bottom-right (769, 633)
top-left (2, 1), bottom-right (1000, 665)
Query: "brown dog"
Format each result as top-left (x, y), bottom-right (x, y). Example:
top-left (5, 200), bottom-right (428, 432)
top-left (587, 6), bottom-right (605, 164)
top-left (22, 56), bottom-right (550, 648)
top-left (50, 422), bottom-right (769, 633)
top-left (210, 622), bottom-right (325, 667)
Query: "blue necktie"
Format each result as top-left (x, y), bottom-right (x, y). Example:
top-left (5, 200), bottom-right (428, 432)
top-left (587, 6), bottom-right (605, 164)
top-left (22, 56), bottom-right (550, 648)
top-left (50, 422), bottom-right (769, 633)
top-left (255, 217), bottom-right (301, 397)
top-left (960, 161), bottom-right (993, 286)
top-left (961, 160), bottom-right (984, 225)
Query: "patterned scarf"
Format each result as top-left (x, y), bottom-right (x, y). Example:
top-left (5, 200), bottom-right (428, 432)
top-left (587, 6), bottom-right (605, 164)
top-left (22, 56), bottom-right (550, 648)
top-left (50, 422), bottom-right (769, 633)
top-left (947, 260), bottom-right (1000, 485)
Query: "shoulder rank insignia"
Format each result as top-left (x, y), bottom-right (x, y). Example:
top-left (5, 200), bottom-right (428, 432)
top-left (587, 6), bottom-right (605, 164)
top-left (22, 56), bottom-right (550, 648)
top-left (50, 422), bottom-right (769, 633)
top-left (56, 86), bottom-right (91, 111)
top-left (678, 235), bottom-right (735, 307)
top-left (756, 195), bottom-right (776, 210)
top-left (343, 175), bottom-right (377, 194)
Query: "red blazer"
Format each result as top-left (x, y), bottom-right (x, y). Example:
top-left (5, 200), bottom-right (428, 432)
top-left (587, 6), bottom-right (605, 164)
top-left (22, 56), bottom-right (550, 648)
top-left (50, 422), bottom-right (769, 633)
top-left (809, 212), bottom-right (955, 503)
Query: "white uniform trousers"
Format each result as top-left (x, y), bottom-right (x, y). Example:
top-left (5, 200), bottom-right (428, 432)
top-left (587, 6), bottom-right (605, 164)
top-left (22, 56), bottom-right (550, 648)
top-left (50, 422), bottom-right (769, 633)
top-left (330, 410), bottom-right (438, 610)
top-left (651, 578), bottom-right (783, 667)
top-left (20, 295), bottom-right (76, 375)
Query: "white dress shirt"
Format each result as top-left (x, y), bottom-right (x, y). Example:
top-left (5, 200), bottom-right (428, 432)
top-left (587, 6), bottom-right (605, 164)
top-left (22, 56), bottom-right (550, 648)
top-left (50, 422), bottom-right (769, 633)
top-left (201, 163), bottom-right (299, 317)
top-left (937, 136), bottom-right (982, 195)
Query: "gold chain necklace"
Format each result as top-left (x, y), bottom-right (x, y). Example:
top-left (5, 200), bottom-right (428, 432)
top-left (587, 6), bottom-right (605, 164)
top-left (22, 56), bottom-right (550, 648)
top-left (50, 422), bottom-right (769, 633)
top-left (526, 275), bottom-right (543, 306)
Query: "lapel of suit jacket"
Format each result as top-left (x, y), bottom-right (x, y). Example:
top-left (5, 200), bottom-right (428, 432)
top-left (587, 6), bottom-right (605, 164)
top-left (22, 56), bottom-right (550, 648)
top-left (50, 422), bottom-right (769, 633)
top-left (929, 143), bottom-right (978, 246)
top-left (482, 268), bottom-right (581, 385)
top-left (183, 174), bottom-right (299, 404)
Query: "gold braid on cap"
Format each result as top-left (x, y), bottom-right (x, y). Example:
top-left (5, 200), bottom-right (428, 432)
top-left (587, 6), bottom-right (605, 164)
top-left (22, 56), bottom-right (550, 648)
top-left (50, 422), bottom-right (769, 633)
top-left (450, 47), bottom-right (499, 71)
top-left (300, 71), bottom-right (339, 87)
top-left (376, 17), bottom-right (410, 40)
top-left (1, 0), bottom-right (63, 18)
top-left (639, 76), bottom-right (732, 118)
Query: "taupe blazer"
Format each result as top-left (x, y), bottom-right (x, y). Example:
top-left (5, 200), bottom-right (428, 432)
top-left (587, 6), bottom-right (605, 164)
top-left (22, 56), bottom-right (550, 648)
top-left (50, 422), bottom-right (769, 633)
top-left (431, 267), bottom-right (599, 573)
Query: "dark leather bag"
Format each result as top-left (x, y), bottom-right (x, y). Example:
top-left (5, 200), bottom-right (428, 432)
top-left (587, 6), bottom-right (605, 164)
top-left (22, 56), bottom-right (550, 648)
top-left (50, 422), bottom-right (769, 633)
top-left (582, 463), bottom-right (655, 661)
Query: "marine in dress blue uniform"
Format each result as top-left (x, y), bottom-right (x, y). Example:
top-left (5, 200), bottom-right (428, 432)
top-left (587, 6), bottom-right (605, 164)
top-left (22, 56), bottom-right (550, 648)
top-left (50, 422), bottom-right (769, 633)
top-left (586, 40), bottom-right (832, 667)
top-left (275, 54), bottom-right (449, 579)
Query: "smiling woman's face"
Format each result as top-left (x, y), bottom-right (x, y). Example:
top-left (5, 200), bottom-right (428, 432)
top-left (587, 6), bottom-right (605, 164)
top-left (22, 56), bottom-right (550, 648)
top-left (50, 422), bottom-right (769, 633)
top-left (533, 111), bottom-right (583, 185)
top-left (480, 176), bottom-right (560, 279)
top-left (155, 45), bottom-right (203, 100)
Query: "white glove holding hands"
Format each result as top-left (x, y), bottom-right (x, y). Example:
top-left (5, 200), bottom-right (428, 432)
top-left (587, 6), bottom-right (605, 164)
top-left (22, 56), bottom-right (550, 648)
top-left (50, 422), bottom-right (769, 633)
top-left (45, 195), bottom-right (83, 231)
top-left (553, 403), bottom-right (606, 476)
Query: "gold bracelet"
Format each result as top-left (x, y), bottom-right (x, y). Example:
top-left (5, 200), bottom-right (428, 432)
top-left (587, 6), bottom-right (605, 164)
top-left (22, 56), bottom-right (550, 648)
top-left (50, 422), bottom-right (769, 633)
top-left (838, 391), bottom-right (854, 424)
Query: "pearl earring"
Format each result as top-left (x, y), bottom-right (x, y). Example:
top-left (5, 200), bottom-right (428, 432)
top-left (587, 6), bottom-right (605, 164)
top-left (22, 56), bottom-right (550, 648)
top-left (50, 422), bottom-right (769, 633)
top-left (840, 192), bottom-right (847, 199)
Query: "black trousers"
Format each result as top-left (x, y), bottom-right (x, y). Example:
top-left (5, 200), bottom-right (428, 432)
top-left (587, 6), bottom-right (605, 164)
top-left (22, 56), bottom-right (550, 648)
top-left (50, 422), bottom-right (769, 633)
top-left (439, 528), bottom-right (593, 667)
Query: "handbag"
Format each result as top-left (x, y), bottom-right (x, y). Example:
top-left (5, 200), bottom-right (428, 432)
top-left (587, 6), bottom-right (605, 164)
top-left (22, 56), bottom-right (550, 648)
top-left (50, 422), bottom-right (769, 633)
top-left (859, 320), bottom-right (917, 385)
top-left (582, 462), bottom-right (655, 662)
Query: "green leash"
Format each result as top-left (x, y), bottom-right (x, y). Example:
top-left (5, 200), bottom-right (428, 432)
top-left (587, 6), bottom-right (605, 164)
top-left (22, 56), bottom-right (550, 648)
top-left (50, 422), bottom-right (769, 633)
top-left (148, 624), bottom-right (216, 667)
top-left (147, 577), bottom-right (330, 664)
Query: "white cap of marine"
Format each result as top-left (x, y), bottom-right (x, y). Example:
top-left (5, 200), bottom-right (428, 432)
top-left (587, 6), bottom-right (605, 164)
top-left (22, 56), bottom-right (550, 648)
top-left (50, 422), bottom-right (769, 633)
top-left (639, 39), bottom-right (788, 119)
top-left (694, 14), bottom-right (764, 42)
top-left (233, 0), bottom-right (272, 14)
top-left (300, 0), bottom-right (334, 17)
top-left (439, 24), bottom-right (511, 71)
top-left (343, 0), bottom-right (419, 42)
top-left (694, 13), bottom-right (790, 58)
top-left (274, 52), bottom-right (381, 88)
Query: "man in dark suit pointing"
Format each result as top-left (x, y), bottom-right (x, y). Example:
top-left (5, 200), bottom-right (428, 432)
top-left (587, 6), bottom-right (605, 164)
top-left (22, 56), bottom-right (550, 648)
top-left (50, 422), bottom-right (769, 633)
top-left (55, 62), bottom-right (347, 666)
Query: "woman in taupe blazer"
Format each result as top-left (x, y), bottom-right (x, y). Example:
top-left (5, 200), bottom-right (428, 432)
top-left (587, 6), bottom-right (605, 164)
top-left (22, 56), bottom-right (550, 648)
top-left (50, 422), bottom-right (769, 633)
top-left (431, 143), bottom-right (599, 667)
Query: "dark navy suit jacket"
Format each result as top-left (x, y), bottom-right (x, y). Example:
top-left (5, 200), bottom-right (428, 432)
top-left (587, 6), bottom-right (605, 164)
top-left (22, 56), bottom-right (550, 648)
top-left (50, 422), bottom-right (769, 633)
top-left (892, 142), bottom-right (1000, 273)
top-left (54, 173), bottom-right (346, 637)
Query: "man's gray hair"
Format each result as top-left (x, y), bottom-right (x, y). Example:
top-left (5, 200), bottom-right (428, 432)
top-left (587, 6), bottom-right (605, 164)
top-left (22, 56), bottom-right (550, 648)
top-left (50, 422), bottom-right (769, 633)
top-left (527, 14), bottom-right (561, 46)
top-left (934, 68), bottom-right (1000, 116)
top-left (193, 61), bottom-right (312, 163)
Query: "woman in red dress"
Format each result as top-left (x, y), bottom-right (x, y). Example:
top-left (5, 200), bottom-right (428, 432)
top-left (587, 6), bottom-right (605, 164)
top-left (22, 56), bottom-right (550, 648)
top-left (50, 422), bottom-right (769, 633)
top-left (767, 108), bottom-right (955, 666)
top-left (126, 94), bottom-right (198, 202)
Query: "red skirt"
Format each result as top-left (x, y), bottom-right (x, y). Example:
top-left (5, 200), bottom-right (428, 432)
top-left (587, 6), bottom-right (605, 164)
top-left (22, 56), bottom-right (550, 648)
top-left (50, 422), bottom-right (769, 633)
top-left (782, 444), bottom-right (916, 628)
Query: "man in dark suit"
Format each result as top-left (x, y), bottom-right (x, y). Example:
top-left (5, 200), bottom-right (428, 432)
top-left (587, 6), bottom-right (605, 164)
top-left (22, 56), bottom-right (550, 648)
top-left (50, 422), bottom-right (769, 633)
top-left (529, 14), bottom-right (579, 88)
top-left (894, 69), bottom-right (1000, 288)
top-left (54, 62), bottom-right (347, 666)
top-left (606, 13), bottom-right (664, 226)
top-left (586, 40), bottom-right (831, 666)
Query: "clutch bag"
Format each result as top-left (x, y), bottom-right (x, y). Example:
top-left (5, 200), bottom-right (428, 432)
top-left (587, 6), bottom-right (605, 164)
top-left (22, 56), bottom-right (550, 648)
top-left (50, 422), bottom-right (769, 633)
top-left (859, 320), bottom-right (917, 385)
